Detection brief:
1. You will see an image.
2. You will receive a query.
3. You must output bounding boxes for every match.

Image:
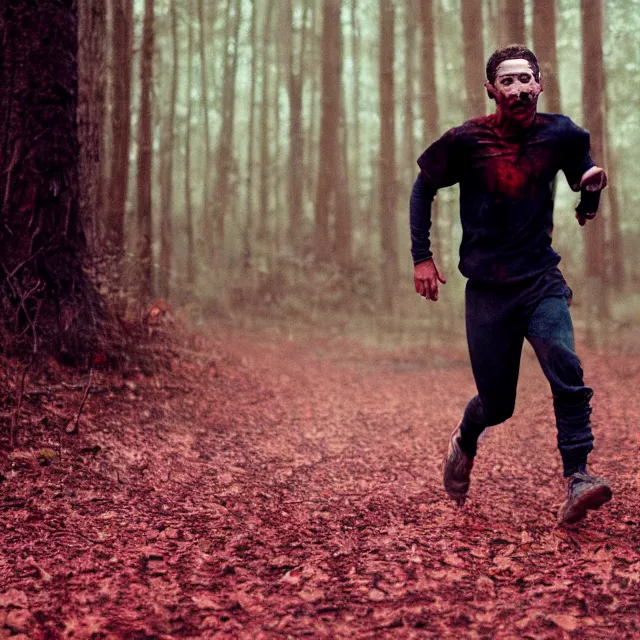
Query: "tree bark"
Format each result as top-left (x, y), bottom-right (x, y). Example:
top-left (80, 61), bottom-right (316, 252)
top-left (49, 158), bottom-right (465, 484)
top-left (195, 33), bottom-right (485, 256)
top-left (158, 0), bottom-right (178, 298)
top-left (185, 0), bottom-right (195, 286)
top-left (244, 0), bottom-right (258, 259)
top-left (135, 0), bottom-right (154, 301)
top-left (314, 0), bottom-right (341, 263)
top-left (581, 0), bottom-right (608, 340)
top-left (0, 0), bottom-right (102, 362)
top-left (213, 0), bottom-right (242, 257)
top-left (334, 9), bottom-right (352, 268)
top-left (502, 0), bottom-right (524, 44)
top-left (259, 0), bottom-right (276, 242)
top-left (107, 0), bottom-right (133, 263)
top-left (350, 0), bottom-right (363, 235)
top-left (403, 0), bottom-right (417, 184)
top-left (461, 0), bottom-right (485, 118)
top-left (286, 0), bottom-right (305, 254)
top-left (78, 0), bottom-right (106, 250)
top-left (197, 0), bottom-right (212, 254)
top-left (420, 0), bottom-right (442, 269)
top-left (532, 0), bottom-right (561, 114)
top-left (379, 0), bottom-right (398, 310)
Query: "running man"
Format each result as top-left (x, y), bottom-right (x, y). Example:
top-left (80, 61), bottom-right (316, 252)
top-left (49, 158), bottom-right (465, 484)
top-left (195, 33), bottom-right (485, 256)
top-left (409, 45), bottom-right (612, 525)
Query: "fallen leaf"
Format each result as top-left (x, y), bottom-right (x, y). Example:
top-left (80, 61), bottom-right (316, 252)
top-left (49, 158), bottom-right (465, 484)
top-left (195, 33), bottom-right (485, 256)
top-left (0, 589), bottom-right (28, 609)
top-left (367, 588), bottom-right (385, 602)
top-left (547, 614), bottom-right (579, 632)
top-left (298, 587), bottom-right (324, 603)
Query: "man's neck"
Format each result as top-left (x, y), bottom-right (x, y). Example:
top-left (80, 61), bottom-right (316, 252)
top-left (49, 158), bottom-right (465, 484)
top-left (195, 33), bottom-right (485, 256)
top-left (494, 108), bottom-right (537, 135)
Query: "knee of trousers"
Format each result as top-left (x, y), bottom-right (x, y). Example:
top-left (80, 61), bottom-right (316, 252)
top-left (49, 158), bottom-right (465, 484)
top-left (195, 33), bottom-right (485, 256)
top-left (476, 396), bottom-right (515, 427)
top-left (542, 343), bottom-right (587, 390)
top-left (464, 395), bottom-right (515, 428)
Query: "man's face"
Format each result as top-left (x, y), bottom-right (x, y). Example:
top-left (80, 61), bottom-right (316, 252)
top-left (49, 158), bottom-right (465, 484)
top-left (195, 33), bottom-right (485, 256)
top-left (485, 58), bottom-right (542, 122)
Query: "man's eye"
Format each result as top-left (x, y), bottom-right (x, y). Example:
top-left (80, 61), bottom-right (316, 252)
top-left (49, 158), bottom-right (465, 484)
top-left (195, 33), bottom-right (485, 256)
top-left (519, 75), bottom-right (532, 83)
top-left (501, 78), bottom-right (513, 85)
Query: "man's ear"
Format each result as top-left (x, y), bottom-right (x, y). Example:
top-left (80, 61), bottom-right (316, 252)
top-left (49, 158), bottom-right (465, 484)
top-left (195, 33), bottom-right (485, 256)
top-left (485, 81), bottom-right (498, 101)
top-left (537, 72), bottom-right (544, 93)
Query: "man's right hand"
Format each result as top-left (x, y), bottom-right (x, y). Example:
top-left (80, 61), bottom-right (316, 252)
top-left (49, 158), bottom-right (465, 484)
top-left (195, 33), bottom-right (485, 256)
top-left (414, 259), bottom-right (447, 301)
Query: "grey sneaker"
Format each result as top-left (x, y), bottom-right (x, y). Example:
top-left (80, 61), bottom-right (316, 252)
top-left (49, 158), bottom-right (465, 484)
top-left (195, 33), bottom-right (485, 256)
top-left (558, 471), bottom-right (612, 526)
top-left (443, 422), bottom-right (474, 506)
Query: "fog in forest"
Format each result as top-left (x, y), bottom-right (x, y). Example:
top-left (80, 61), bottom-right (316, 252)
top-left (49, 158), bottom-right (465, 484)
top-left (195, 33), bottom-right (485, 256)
top-left (85, 0), bottom-right (640, 349)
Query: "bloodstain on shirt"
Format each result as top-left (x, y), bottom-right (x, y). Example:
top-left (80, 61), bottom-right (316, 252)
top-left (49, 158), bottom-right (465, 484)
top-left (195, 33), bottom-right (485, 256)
top-left (412, 113), bottom-right (594, 283)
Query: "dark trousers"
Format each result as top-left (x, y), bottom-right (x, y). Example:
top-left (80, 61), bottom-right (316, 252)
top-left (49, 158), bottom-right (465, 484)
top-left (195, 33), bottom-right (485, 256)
top-left (459, 268), bottom-right (594, 477)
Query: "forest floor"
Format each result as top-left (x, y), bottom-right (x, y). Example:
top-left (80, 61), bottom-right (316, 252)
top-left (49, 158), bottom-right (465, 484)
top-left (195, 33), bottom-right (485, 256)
top-left (1, 315), bottom-right (639, 639)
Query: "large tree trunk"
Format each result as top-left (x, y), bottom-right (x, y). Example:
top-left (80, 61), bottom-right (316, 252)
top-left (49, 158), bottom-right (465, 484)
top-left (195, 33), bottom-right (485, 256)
top-left (158, 0), bottom-right (178, 299)
top-left (461, 0), bottom-right (485, 118)
top-left (0, 1), bottom-right (102, 362)
top-left (107, 0), bottom-right (133, 263)
top-left (532, 0), bottom-right (561, 114)
top-left (581, 0), bottom-right (608, 343)
top-left (379, 0), bottom-right (397, 310)
top-left (78, 0), bottom-right (106, 250)
top-left (135, 0), bottom-right (154, 301)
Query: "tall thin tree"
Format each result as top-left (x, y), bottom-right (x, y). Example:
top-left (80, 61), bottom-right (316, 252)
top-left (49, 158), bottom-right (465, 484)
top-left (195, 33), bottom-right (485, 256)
top-left (158, 0), bottom-right (178, 298)
top-left (461, 0), bottom-right (485, 118)
top-left (197, 0), bottom-right (212, 252)
top-left (314, 0), bottom-right (342, 263)
top-left (244, 0), bottom-right (258, 258)
top-left (581, 0), bottom-right (608, 340)
top-left (78, 0), bottom-right (106, 249)
top-left (259, 0), bottom-right (276, 241)
top-left (107, 0), bottom-right (133, 263)
top-left (185, 0), bottom-right (195, 286)
top-left (379, 0), bottom-right (398, 310)
top-left (532, 0), bottom-right (561, 114)
top-left (502, 0), bottom-right (524, 44)
top-left (136, 0), bottom-right (154, 301)
top-left (286, 0), bottom-right (305, 254)
top-left (350, 0), bottom-right (363, 233)
top-left (419, 0), bottom-right (442, 268)
top-left (213, 0), bottom-right (242, 256)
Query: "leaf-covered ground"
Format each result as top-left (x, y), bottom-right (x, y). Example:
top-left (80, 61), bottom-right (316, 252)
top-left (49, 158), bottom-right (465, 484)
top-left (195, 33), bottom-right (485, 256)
top-left (0, 323), bottom-right (639, 639)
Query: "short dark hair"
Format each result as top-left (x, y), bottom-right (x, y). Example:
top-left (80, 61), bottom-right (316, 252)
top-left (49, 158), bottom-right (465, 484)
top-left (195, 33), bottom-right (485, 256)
top-left (485, 45), bottom-right (540, 85)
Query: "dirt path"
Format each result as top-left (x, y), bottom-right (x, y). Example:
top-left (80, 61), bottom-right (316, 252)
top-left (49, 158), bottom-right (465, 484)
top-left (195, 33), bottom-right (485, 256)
top-left (1, 326), bottom-right (639, 639)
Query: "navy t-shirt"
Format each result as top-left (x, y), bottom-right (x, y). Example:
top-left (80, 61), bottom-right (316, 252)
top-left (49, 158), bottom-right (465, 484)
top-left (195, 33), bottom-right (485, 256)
top-left (411, 113), bottom-right (595, 283)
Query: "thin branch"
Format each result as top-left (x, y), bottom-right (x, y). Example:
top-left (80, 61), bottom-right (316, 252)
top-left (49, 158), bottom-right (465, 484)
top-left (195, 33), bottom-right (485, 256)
top-left (10, 356), bottom-right (33, 447)
top-left (65, 365), bottom-right (93, 435)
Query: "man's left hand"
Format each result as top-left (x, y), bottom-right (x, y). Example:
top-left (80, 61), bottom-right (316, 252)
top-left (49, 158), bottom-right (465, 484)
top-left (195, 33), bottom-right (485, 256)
top-left (576, 166), bottom-right (607, 226)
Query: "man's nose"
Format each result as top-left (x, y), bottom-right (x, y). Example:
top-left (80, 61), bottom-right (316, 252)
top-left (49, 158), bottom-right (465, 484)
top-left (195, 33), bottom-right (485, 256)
top-left (519, 90), bottom-right (532, 102)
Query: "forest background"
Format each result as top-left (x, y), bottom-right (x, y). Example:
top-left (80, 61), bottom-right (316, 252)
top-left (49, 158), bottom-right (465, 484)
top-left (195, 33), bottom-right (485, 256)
top-left (12, 0), bottom-right (640, 358)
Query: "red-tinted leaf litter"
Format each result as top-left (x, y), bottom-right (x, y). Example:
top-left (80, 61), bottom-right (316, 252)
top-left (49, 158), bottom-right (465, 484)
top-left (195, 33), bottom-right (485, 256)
top-left (1, 326), bottom-right (639, 639)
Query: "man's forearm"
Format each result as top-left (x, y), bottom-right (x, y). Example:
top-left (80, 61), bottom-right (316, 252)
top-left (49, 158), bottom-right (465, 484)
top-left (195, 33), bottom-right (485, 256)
top-left (410, 174), bottom-right (437, 264)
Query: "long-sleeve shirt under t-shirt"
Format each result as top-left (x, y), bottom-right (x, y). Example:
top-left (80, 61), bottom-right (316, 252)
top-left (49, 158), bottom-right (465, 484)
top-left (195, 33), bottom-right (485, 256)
top-left (410, 113), bottom-right (595, 283)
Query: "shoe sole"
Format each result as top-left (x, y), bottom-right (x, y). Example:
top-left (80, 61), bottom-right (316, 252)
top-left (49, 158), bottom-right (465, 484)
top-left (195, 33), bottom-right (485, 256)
top-left (558, 483), bottom-right (613, 526)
